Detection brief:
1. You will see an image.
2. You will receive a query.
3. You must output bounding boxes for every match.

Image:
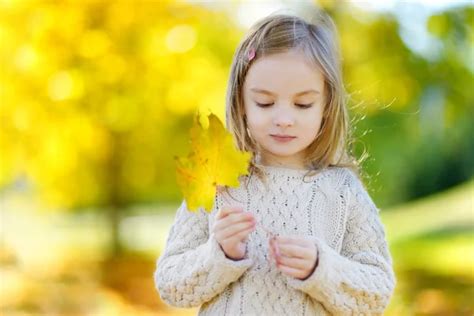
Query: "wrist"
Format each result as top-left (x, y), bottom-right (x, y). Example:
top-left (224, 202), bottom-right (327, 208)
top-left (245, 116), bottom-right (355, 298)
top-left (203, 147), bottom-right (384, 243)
top-left (220, 244), bottom-right (246, 261)
top-left (225, 253), bottom-right (245, 261)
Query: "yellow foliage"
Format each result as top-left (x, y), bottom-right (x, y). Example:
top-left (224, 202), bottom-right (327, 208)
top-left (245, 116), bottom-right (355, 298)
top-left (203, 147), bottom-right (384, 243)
top-left (175, 113), bottom-right (251, 212)
top-left (0, 1), bottom-right (241, 206)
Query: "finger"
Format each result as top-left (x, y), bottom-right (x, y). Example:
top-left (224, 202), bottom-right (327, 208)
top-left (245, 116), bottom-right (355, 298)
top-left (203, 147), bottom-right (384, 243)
top-left (217, 221), bottom-right (256, 240)
top-left (268, 243), bottom-right (274, 263)
top-left (216, 205), bottom-right (244, 220)
top-left (268, 239), bottom-right (277, 263)
top-left (215, 212), bottom-right (255, 231)
top-left (269, 245), bottom-right (281, 267)
top-left (269, 237), bottom-right (281, 259)
top-left (217, 210), bottom-right (254, 225)
top-left (222, 226), bottom-right (255, 243)
top-left (276, 255), bottom-right (308, 270)
top-left (277, 236), bottom-right (314, 252)
top-left (270, 236), bottom-right (281, 258)
top-left (278, 244), bottom-right (309, 259)
top-left (277, 264), bottom-right (305, 279)
top-left (273, 240), bottom-right (281, 258)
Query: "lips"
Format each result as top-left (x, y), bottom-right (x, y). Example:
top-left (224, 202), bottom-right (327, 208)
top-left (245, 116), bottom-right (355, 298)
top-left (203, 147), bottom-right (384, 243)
top-left (270, 134), bottom-right (296, 138)
top-left (270, 134), bottom-right (296, 142)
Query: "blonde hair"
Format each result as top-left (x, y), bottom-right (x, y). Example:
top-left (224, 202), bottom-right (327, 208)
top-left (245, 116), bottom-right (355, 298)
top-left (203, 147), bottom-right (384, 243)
top-left (225, 11), bottom-right (366, 184)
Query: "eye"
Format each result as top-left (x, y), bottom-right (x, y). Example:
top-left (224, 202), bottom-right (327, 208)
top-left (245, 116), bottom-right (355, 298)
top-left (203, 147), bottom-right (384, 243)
top-left (255, 102), bottom-right (314, 108)
top-left (256, 102), bottom-right (274, 108)
top-left (295, 103), bottom-right (314, 109)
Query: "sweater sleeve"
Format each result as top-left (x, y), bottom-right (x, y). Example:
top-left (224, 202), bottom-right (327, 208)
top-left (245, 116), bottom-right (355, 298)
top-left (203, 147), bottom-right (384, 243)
top-left (285, 171), bottom-right (396, 315)
top-left (154, 200), bottom-right (254, 308)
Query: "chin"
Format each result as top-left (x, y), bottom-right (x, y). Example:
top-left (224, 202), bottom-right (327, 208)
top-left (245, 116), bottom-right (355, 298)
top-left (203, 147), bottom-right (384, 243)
top-left (264, 147), bottom-right (301, 158)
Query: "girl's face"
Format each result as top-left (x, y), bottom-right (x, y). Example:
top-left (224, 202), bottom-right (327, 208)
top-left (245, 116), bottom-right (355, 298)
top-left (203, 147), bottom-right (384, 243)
top-left (243, 49), bottom-right (326, 169)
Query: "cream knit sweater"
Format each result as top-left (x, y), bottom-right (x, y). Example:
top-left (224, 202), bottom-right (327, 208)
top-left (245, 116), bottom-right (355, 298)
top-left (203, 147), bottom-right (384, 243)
top-left (154, 166), bottom-right (396, 315)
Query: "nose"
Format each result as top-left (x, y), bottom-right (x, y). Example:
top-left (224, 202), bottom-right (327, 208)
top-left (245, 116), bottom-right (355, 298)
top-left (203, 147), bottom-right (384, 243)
top-left (273, 109), bottom-right (295, 128)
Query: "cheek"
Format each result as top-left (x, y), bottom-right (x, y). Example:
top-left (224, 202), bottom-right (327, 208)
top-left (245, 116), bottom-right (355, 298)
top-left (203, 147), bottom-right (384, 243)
top-left (300, 109), bottom-right (324, 134)
top-left (245, 107), bottom-right (267, 130)
top-left (247, 116), bottom-right (266, 135)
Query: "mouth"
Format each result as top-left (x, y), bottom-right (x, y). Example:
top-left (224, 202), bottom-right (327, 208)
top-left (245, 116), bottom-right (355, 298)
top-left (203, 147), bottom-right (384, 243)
top-left (270, 134), bottom-right (297, 142)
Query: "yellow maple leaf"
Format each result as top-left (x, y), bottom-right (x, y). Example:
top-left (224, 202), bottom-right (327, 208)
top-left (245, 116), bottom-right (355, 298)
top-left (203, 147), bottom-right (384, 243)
top-left (175, 112), bottom-right (252, 212)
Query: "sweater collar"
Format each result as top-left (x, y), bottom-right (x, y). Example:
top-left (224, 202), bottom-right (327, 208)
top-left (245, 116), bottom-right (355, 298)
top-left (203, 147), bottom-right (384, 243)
top-left (257, 164), bottom-right (321, 178)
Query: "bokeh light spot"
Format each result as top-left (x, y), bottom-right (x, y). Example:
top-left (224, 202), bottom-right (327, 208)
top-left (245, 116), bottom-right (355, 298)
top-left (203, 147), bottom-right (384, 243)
top-left (165, 24), bottom-right (197, 53)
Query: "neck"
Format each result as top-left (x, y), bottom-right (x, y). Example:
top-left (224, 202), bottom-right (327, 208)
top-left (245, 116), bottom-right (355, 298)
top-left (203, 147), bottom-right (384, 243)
top-left (256, 152), bottom-right (308, 170)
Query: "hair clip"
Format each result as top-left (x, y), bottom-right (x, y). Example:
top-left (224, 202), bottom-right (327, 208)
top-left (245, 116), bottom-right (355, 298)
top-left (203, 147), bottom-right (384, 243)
top-left (247, 47), bottom-right (256, 61)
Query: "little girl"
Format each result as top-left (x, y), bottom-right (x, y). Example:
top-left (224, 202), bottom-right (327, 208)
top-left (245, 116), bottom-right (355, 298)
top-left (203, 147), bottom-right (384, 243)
top-left (154, 11), bottom-right (396, 316)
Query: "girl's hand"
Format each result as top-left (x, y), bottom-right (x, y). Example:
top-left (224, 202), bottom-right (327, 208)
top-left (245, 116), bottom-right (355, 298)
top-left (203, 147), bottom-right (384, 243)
top-left (212, 205), bottom-right (256, 261)
top-left (269, 235), bottom-right (319, 280)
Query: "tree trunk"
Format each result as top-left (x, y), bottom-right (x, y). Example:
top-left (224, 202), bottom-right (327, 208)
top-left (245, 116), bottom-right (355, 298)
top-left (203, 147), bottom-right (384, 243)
top-left (106, 132), bottom-right (125, 258)
top-left (108, 204), bottom-right (123, 257)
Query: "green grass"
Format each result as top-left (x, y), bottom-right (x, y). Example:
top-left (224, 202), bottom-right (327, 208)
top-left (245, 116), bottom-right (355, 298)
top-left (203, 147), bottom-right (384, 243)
top-left (381, 179), bottom-right (473, 243)
top-left (379, 179), bottom-right (474, 278)
top-left (380, 180), bottom-right (474, 315)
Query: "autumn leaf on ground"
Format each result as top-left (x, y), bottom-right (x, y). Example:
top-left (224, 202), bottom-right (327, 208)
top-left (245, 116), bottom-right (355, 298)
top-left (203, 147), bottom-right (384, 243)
top-left (175, 113), bottom-right (252, 212)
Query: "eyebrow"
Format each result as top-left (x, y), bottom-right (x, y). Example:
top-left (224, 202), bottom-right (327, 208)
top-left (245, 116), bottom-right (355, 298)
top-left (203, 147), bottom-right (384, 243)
top-left (250, 88), bottom-right (320, 96)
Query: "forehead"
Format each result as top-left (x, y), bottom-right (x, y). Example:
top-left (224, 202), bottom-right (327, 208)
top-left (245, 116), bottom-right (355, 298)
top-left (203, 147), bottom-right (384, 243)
top-left (244, 50), bottom-right (325, 95)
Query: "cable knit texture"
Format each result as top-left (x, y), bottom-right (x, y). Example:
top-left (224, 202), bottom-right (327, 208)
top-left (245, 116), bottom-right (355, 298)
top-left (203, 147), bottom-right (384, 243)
top-left (154, 166), bottom-right (396, 315)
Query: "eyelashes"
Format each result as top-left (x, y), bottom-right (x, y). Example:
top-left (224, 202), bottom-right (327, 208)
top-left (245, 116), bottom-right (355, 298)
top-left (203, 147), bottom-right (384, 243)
top-left (256, 103), bottom-right (273, 107)
top-left (255, 102), bottom-right (314, 109)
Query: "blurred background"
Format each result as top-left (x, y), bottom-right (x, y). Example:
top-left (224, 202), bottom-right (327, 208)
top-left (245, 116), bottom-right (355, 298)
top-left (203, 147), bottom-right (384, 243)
top-left (0, 0), bottom-right (472, 315)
